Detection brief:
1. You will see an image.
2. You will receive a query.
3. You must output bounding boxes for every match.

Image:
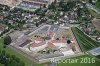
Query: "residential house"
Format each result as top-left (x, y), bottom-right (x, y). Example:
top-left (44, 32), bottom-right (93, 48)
top-left (0, 24), bottom-right (8, 35)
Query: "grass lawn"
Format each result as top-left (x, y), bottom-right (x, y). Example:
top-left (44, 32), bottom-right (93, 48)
top-left (72, 27), bottom-right (100, 51)
top-left (86, 0), bottom-right (90, 3)
top-left (57, 55), bottom-right (100, 66)
top-left (0, 64), bottom-right (4, 66)
top-left (36, 62), bottom-right (51, 66)
top-left (0, 38), bottom-right (33, 66)
top-left (0, 38), bottom-right (51, 66)
top-left (95, 2), bottom-right (100, 10)
top-left (88, 9), bottom-right (100, 18)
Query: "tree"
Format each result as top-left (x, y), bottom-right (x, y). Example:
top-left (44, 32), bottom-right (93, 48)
top-left (59, 0), bottom-right (64, 7)
top-left (15, 58), bottom-right (20, 63)
top-left (89, 0), bottom-right (92, 3)
top-left (67, 40), bottom-right (71, 44)
top-left (43, 4), bottom-right (46, 8)
top-left (18, 61), bottom-right (25, 66)
top-left (48, 2), bottom-right (56, 10)
top-left (56, 38), bottom-right (59, 40)
top-left (3, 45), bottom-right (6, 48)
top-left (0, 50), bottom-right (25, 66)
top-left (66, 0), bottom-right (76, 11)
top-left (35, 22), bottom-right (39, 27)
top-left (4, 35), bottom-right (11, 45)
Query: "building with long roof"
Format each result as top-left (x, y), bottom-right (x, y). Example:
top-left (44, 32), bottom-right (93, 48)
top-left (17, 0), bottom-right (55, 11)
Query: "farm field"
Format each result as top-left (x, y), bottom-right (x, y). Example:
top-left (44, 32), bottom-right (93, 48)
top-left (72, 27), bottom-right (100, 51)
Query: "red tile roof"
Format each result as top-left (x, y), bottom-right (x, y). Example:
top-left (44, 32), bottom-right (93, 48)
top-left (31, 36), bottom-right (44, 41)
top-left (48, 32), bottom-right (54, 39)
top-left (51, 40), bottom-right (66, 43)
top-left (32, 41), bottom-right (46, 47)
top-left (48, 42), bottom-right (56, 48)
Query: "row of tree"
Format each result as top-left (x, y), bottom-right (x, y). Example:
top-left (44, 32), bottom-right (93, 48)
top-left (4, 36), bottom-right (11, 45)
top-left (0, 50), bottom-right (25, 66)
top-left (48, 0), bottom-right (76, 12)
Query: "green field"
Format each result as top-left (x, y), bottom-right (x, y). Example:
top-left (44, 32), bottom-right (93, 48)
top-left (72, 27), bottom-right (100, 51)
top-left (0, 63), bottom-right (4, 66)
top-left (57, 55), bottom-right (100, 66)
top-left (88, 9), bottom-right (100, 18)
top-left (95, 2), bottom-right (100, 10)
top-left (0, 38), bottom-right (33, 66)
top-left (36, 62), bottom-right (51, 66)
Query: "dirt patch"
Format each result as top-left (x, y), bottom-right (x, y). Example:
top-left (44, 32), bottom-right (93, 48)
top-left (92, 19), bottom-right (100, 31)
top-left (0, 0), bottom-right (21, 7)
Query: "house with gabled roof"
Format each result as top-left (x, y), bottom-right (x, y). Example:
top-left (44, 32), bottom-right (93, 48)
top-left (0, 24), bottom-right (8, 35)
top-left (30, 41), bottom-right (47, 52)
top-left (31, 36), bottom-right (44, 43)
